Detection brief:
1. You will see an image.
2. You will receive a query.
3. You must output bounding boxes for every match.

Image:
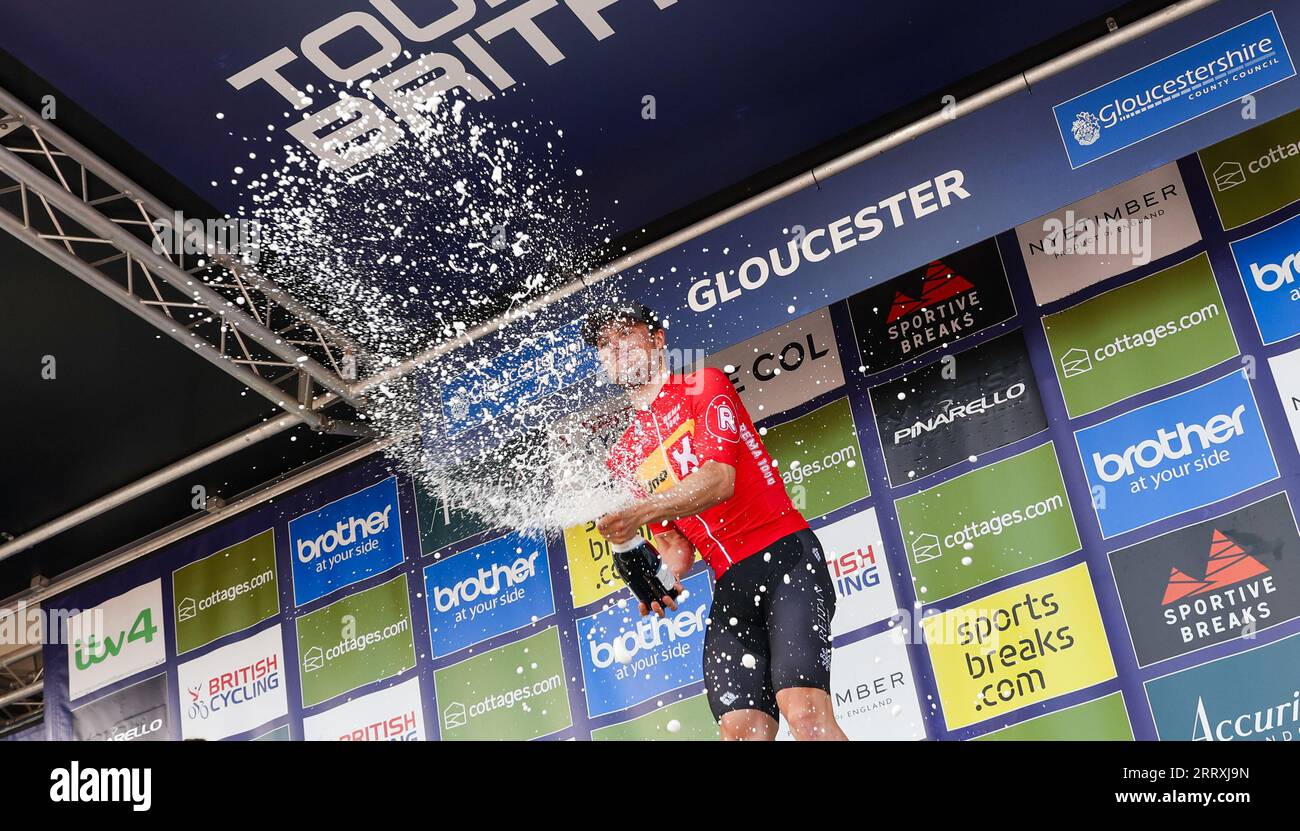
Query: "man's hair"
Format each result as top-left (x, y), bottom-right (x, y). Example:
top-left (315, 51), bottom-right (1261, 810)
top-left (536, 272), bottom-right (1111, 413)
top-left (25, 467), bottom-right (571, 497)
top-left (580, 302), bottom-right (662, 347)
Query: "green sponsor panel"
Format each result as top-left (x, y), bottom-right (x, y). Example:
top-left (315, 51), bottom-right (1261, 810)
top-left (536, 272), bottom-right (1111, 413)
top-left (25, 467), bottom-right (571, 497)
top-left (1043, 253), bottom-right (1238, 418)
top-left (294, 574), bottom-right (417, 707)
top-left (433, 627), bottom-right (572, 740)
top-left (976, 693), bottom-right (1133, 741)
top-left (764, 397), bottom-right (869, 520)
top-left (414, 478), bottom-right (491, 555)
top-left (895, 443), bottom-right (1080, 603)
top-left (591, 695), bottom-right (718, 741)
top-left (172, 529), bottom-right (280, 655)
top-left (1199, 107), bottom-right (1300, 230)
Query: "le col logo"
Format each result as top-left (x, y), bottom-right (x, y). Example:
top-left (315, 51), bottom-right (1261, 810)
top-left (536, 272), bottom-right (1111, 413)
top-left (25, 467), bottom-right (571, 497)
top-left (1092, 405), bottom-right (1247, 482)
top-left (431, 551), bottom-right (540, 612)
top-left (297, 504), bottom-right (393, 564)
top-left (727, 333), bottom-right (830, 392)
top-left (50, 762), bottom-right (151, 812)
top-left (894, 382), bottom-right (1026, 444)
top-left (589, 604), bottom-right (708, 669)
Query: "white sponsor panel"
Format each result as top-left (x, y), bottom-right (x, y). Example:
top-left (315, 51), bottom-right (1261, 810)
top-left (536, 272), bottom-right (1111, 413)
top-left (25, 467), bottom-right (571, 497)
top-left (778, 628), bottom-right (925, 740)
top-left (1015, 163), bottom-right (1201, 305)
top-left (177, 624), bottom-right (288, 740)
top-left (302, 676), bottom-right (426, 741)
top-left (814, 508), bottom-right (899, 637)
top-left (66, 580), bottom-right (166, 701)
top-left (1269, 348), bottom-right (1300, 453)
top-left (707, 307), bottom-right (845, 418)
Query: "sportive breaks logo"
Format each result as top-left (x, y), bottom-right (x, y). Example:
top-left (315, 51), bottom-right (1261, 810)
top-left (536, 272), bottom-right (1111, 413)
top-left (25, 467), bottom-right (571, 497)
top-left (869, 331), bottom-right (1047, 485)
top-left (847, 238), bottom-right (1015, 376)
top-left (575, 570), bottom-right (712, 719)
top-left (423, 531), bottom-right (555, 657)
top-left (894, 442), bottom-right (1080, 604)
top-left (288, 476), bottom-right (405, 606)
top-left (1144, 631), bottom-right (1300, 740)
top-left (1200, 107), bottom-right (1300, 229)
top-left (1075, 370), bottom-right (1278, 538)
top-left (885, 260), bottom-right (975, 323)
top-left (1162, 530), bottom-right (1268, 605)
top-left (1109, 492), bottom-right (1300, 667)
top-left (1230, 210), bottom-right (1300, 344)
top-left (1053, 12), bottom-right (1294, 168)
top-left (1043, 253), bottom-right (1237, 418)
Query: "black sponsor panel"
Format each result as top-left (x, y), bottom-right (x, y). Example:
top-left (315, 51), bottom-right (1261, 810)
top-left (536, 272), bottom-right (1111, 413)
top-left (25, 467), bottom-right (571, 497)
top-left (869, 330), bottom-right (1047, 484)
top-left (847, 238), bottom-right (1015, 375)
top-left (1110, 492), bottom-right (1300, 667)
top-left (71, 673), bottom-right (169, 741)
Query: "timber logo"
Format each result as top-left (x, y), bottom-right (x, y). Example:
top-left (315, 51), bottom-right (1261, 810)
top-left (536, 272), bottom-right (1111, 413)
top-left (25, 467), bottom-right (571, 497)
top-left (885, 261), bottom-right (976, 323)
top-left (1163, 530), bottom-right (1270, 605)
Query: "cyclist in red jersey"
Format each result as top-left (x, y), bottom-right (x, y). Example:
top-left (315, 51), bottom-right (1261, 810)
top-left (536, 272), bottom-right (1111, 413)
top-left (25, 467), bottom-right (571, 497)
top-left (587, 303), bottom-right (846, 741)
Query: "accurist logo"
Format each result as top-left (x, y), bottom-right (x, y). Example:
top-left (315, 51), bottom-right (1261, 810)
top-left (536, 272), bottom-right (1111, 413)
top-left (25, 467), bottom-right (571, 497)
top-left (1075, 370), bottom-right (1277, 538)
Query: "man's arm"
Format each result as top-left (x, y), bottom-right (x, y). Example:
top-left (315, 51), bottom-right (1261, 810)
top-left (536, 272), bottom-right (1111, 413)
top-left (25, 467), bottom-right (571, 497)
top-left (596, 460), bottom-right (735, 544)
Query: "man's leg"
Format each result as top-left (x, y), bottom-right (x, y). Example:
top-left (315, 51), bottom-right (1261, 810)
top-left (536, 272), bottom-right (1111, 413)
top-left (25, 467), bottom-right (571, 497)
top-left (719, 709), bottom-right (779, 741)
top-left (768, 530), bottom-right (847, 741)
top-left (776, 687), bottom-right (846, 741)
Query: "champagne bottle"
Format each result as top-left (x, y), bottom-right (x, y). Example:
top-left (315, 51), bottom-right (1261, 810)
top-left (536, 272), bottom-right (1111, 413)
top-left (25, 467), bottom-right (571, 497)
top-left (609, 534), bottom-right (680, 607)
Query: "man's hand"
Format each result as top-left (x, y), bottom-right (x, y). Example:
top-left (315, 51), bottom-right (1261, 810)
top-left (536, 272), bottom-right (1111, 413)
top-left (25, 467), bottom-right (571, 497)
top-left (639, 580), bottom-right (683, 619)
top-left (596, 504), bottom-right (648, 545)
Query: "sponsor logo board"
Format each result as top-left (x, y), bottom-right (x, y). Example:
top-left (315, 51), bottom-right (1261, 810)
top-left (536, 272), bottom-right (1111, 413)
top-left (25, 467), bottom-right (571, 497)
top-left (1229, 210), bottom-right (1300, 344)
top-left (816, 507), bottom-right (900, 636)
top-left (67, 580), bottom-right (166, 701)
top-left (1043, 252), bottom-right (1238, 417)
top-left (975, 692), bottom-right (1133, 741)
top-left (921, 562), bottom-right (1117, 730)
top-left (172, 528), bottom-right (279, 655)
top-left (895, 442), bottom-right (1081, 604)
top-left (763, 396), bottom-right (869, 520)
top-left (1268, 347), bottom-right (1300, 453)
top-left (71, 673), bottom-right (169, 742)
top-left (590, 694), bottom-right (718, 741)
top-left (177, 624), bottom-right (288, 740)
top-left (707, 307), bottom-right (845, 418)
top-left (288, 476), bottom-right (405, 606)
top-left (1200, 105), bottom-right (1300, 229)
top-left (1074, 370), bottom-right (1278, 538)
top-left (869, 330), bottom-right (1048, 484)
top-left (302, 676), bottom-right (426, 741)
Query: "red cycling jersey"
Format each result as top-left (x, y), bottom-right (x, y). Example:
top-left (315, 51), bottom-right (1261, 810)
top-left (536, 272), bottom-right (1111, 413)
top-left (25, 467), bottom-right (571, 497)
top-left (605, 367), bottom-right (808, 578)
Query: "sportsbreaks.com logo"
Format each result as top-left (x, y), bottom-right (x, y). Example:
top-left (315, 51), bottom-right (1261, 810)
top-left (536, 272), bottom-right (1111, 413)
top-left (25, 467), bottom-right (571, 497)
top-left (288, 476), bottom-right (405, 606)
top-left (1076, 370), bottom-right (1278, 538)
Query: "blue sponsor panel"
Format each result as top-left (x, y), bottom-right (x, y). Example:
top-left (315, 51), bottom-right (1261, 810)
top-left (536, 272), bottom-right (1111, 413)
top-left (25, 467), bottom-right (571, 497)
top-left (423, 532), bottom-right (555, 657)
top-left (287, 477), bottom-right (405, 606)
top-left (1075, 371), bottom-right (1278, 538)
top-left (1054, 12), bottom-right (1294, 168)
top-left (1145, 633), bottom-right (1300, 740)
top-left (575, 570), bottom-right (713, 719)
top-left (1230, 211), bottom-right (1300, 344)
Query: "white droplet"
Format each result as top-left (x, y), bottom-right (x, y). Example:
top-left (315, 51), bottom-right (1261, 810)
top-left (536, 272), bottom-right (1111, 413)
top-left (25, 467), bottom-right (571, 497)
top-left (741, 653), bottom-right (757, 669)
top-left (666, 719), bottom-right (682, 734)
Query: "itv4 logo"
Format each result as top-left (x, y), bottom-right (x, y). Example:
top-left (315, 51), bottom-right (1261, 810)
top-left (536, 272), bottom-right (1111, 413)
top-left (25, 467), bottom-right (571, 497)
top-left (73, 607), bottom-right (159, 671)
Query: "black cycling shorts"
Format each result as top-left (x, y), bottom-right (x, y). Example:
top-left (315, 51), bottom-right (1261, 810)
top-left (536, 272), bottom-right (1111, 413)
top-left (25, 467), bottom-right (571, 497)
top-left (703, 528), bottom-right (836, 722)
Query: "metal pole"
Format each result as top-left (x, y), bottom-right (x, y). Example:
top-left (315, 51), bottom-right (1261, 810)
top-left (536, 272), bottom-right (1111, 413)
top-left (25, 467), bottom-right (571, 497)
top-left (0, 682), bottom-right (44, 709)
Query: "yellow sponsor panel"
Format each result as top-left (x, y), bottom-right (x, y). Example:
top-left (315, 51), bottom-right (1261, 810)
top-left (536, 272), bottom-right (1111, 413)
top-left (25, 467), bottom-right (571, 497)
top-left (563, 518), bottom-right (700, 608)
top-left (921, 562), bottom-right (1116, 730)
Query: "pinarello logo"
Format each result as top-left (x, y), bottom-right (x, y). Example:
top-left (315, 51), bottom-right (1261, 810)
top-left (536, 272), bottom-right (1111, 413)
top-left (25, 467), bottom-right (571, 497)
top-left (705, 395), bottom-right (740, 443)
top-left (885, 261), bottom-right (975, 323)
top-left (1163, 529), bottom-right (1270, 604)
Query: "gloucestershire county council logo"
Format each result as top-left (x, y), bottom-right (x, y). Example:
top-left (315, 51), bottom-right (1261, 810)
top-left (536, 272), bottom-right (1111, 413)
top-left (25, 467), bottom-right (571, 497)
top-left (1213, 161), bottom-right (1246, 192)
top-left (1071, 112), bottom-right (1101, 146)
top-left (1060, 347), bottom-right (1093, 378)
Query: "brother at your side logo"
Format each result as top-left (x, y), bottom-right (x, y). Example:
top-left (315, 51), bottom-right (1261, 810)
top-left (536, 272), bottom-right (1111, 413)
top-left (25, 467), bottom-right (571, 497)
top-left (1230, 210), bottom-right (1300, 344)
top-left (1075, 370), bottom-right (1278, 538)
top-left (50, 763), bottom-right (151, 812)
top-left (288, 476), bottom-right (405, 606)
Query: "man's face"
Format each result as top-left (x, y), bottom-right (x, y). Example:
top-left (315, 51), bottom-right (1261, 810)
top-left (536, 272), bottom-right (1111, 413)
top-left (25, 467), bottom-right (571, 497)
top-left (595, 322), bottom-right (665, 388)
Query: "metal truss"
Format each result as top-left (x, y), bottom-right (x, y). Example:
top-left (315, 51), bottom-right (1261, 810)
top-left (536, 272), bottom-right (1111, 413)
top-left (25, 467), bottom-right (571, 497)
top-left (0, 87), bottom-right (362, 428)
top-left (0, 644), bottom-right (42, 735)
